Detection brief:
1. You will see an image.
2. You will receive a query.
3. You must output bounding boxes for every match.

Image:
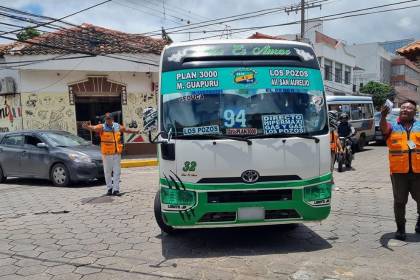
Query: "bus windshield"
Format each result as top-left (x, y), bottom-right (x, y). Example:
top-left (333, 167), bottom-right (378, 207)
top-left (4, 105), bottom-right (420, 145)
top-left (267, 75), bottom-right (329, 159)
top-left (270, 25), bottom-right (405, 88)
top-left (162, 87), bottom-right (327, 137)
top-left (162, 65), bottom-right (327, 138)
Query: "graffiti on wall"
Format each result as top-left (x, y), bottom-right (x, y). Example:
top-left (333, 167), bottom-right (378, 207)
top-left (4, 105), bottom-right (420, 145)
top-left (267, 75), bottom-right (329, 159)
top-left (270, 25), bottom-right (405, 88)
top-left (21, 93), bottom-right (76, 134)
top-left (122, 91), bottom-right (157, 143)
top-left (0, 95), bottom-right (22, 132)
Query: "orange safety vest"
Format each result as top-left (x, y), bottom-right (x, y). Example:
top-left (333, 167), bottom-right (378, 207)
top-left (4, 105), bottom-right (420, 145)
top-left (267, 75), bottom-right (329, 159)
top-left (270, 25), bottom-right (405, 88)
top-left (100, 123), bottom-right (123, 155)
top-left (386, 120), bottom-right (420, 173)
top-left (330, 131), bottom-right (337, 152)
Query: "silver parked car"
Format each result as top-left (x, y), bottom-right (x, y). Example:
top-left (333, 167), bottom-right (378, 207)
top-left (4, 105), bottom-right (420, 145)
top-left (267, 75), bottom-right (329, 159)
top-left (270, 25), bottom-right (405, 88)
top-left (0, 130), bottom-right (104, 187)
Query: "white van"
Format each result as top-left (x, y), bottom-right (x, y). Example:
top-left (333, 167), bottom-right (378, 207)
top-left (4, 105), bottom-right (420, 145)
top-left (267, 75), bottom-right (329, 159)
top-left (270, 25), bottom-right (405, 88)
top-left (326, 96), bottom-right (375, 150)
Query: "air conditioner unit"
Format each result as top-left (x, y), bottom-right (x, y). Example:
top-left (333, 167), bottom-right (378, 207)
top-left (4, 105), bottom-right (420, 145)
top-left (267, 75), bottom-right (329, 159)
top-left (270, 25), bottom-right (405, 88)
top-left (0, 77), bottom-right (16, 95)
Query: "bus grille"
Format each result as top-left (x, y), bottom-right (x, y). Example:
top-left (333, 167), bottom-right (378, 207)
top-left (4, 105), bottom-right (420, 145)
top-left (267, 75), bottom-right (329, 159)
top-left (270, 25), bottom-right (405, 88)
top-left (265, 209), bottom-right (300, 220)
top-left (198, 212), bottom-right (236, 223)
top-left (207, 189), bottom-right (292, 203)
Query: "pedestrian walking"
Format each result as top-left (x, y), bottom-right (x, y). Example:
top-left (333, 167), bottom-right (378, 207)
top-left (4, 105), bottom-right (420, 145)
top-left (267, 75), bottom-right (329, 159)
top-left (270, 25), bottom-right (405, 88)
top-left (380, 100), bottom-right (420, 241)
top-left (82, 112), bottom-right (140, 196)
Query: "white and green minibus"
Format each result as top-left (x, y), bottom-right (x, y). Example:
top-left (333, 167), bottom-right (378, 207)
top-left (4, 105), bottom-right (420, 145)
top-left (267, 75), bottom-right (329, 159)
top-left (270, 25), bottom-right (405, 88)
top-left (151, 40), bottom-right (331, 233)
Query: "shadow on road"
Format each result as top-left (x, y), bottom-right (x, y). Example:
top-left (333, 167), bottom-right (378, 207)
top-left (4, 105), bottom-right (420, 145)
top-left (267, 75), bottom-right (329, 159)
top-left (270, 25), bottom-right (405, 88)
top-left (2, 178), bottom-right (105, 188)
top-left (159, 224), bottom-right (331, 260)
top-left (379, 232), bottom-right (420, 251)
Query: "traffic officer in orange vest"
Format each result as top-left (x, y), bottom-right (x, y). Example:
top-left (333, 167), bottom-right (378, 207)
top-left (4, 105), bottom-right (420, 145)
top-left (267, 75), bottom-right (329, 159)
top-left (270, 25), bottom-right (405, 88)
top-left (329, 110), bottom-right (343, 189)
top-left (380, 99), bottom-right (420, 241)
top-left (83, 113), bottom-right (140, 196)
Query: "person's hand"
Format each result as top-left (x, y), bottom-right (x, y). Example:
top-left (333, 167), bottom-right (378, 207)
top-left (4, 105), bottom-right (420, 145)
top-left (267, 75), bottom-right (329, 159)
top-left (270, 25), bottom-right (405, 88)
top-left (82, 123), bottom-right (89, 129)
top-left (381, 106), bottom-right (390, 118)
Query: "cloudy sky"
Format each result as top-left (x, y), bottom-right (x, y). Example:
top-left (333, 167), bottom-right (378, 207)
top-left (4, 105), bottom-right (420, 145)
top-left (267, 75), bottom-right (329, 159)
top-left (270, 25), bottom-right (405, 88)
top-left (0, 0), bottom-right (418, 44)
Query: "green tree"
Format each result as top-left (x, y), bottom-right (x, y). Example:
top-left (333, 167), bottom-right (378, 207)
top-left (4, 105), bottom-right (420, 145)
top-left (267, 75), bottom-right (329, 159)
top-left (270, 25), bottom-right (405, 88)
top-left (360, 81), bottom-right (392, 110)
top-left (16, 27), bottom-right (41, 41)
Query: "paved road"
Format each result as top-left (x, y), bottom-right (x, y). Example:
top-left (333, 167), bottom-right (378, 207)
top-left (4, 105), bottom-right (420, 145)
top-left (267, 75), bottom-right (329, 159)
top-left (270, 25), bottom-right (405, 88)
top-left (1, 145), bottom-right (419, 280)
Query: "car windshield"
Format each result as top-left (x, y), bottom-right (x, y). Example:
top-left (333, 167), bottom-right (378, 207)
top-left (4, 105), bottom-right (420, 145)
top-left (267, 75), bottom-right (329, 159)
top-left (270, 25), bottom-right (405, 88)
top-left (41, 132), bottom-right (89, 147)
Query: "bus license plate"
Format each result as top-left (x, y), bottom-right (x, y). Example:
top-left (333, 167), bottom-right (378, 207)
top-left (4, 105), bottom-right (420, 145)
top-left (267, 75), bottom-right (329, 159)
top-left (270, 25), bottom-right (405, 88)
top-left (238, 207), bottom-right (265, 221)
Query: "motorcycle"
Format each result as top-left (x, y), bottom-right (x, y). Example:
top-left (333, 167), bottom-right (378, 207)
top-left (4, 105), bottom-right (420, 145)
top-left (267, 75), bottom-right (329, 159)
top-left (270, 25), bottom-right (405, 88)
top-left (337, 136), bottom-right (354, 172)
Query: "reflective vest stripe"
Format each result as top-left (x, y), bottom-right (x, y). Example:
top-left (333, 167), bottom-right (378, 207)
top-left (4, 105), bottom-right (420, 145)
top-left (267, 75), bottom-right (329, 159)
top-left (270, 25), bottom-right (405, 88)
top-left (386, 120), bottom-right (420, 174)
top-left (100, 124), bottom-right (123, 155)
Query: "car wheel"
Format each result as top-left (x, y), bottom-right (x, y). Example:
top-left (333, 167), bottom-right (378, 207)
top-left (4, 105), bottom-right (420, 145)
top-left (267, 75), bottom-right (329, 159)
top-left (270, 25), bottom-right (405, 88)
top-left (0, 166), bottom-right (6, 183)
top-left (154, 190), bottom-right (176, 234)
top-left (357, 135), bottom-right (366, 151)
top-left (50, 163), bottom-right (71, 187)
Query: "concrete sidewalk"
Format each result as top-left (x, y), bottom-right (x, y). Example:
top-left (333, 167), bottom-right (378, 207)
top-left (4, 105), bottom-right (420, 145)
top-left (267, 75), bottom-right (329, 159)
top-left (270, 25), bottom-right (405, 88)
top-left (120, 154), bottom-right (158, 168)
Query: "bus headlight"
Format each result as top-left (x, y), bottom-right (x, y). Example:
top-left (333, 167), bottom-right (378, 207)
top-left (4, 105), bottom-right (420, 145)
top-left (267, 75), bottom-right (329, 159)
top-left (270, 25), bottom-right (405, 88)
top-left (161, 187), bottom-right (196, 210)
top-left (303, 183), bottom-right (331, 206)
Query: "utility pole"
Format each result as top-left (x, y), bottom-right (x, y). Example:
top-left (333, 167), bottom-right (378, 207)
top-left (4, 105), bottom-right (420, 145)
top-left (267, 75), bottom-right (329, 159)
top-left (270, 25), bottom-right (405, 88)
top-left (300, 0), bottom-right (305, 42)
top-left (285, 1), bottom-right (322, 42)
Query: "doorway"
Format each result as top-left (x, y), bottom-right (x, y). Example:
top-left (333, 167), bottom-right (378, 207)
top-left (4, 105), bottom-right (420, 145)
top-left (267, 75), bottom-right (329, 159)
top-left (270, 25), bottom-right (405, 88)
top-left (75, 96), bottom-right (122, 145)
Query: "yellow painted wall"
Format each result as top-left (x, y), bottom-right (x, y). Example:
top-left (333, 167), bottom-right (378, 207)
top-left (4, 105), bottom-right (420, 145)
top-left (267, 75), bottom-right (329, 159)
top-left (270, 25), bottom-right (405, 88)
top-left (122, 91), bottom-right (157, 143)
top-left (21, 92), bottom-right (77, 134)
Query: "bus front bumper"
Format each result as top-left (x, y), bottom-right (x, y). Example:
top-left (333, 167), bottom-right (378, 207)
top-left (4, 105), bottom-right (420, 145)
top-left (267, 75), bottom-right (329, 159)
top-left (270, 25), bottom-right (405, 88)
top-left (159, 179), bottom-right (332, 228)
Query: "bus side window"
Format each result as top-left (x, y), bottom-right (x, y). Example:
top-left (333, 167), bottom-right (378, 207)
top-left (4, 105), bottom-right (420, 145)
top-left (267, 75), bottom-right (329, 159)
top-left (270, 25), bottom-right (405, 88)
top-left (351, 104), bottom-right (361, 120)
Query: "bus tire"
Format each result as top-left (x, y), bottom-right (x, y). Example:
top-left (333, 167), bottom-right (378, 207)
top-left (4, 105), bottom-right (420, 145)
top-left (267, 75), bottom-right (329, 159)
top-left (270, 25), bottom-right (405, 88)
top-left (357, 135), bottom-right (366, 151)
top-left (154, 190), bottom-right (176, 234)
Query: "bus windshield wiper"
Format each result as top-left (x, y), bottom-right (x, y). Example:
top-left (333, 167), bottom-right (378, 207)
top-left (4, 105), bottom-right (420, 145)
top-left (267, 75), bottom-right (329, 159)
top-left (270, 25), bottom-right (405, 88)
top-left (245, 133), bottom-right (319, 143)
top-left (174, 134), bottom-right (252, 145)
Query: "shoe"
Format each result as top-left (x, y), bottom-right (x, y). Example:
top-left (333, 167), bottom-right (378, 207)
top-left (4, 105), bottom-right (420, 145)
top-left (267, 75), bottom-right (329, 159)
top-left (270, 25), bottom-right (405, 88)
top-left (112, 191), bottom-right (121, 196)
top-left (395, 224), bottom-right (406, 241)
top-left (415, 217), bottom-right (420, 234)
top-left (106, 189), bottom-right (113, 196)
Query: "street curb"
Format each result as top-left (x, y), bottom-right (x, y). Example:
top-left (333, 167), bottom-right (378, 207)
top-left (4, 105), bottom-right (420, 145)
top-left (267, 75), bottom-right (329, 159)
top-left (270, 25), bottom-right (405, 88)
top-left (121, 159), bottom-right (158, 168)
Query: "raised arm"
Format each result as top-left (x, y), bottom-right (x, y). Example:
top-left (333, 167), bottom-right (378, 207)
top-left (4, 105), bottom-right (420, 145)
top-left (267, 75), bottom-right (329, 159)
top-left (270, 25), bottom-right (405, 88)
top-left (82, 123), bottom-right (102, 133)
top-left (379, 106), bottom-right (391, 136)
top-left (120, 125), bottom-right (140, 134)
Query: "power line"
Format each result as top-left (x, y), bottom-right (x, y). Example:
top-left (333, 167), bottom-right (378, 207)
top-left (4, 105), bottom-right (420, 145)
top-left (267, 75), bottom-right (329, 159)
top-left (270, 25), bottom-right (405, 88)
top-left (138, 1), bottom-right (324, 36)
top-left (112, 0), bottom-right (183, 25)
top-left (146, 0), bottom-right (330, 38)
top-left (184, 0), bottom-right (420, 41)
top-left (0, 0), bottom-right (111, 36)
top-left (138, 0), bottom-right (237, 39)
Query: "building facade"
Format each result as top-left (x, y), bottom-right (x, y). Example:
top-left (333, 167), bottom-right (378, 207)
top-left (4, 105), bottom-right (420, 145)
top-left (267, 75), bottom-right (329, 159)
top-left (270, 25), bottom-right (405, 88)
top-left (394, 41), bottom-right (420, 106)
top-left (0, 24), bottom-right (167, 155)
top-left (346, 42), bottom-right (392, 93)
top-left (249, 21), bottom-right (357, 96)
top-left (379, 38), bottom-right (415, 55)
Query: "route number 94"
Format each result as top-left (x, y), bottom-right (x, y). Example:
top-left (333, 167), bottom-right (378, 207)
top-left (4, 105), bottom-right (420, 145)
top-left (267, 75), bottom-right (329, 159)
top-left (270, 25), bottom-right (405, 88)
top-left (223, 109), bottom-right (246, 128)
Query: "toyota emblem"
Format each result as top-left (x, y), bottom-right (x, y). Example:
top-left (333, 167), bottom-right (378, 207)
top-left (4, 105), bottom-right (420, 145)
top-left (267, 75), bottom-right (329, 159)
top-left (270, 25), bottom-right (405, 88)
top-left (241, 170), bottom-right (260, 183)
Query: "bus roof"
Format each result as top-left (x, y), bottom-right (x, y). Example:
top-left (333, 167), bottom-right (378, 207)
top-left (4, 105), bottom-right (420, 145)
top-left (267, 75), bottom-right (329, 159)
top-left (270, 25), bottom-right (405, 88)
top-left (165, 39), bottom-right (312, 49)
top-left (326, 95), bottom-right (373, 103)
top-left (161, 39), bottom-right (319, 72)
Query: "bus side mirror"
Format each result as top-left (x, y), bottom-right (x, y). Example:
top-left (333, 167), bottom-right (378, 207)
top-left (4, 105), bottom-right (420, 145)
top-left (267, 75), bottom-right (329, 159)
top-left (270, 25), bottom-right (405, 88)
top-left (148, 131), bottom-right (175, 161)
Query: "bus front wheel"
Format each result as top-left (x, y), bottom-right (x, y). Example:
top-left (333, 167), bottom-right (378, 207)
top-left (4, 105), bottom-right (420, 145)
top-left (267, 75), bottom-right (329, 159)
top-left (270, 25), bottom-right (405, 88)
top-left (154, 190), bottom-right (176, 234)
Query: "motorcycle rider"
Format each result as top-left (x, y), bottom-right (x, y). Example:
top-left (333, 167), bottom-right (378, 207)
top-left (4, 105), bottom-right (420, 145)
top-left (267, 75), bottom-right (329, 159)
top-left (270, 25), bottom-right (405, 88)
top-left (337, 113), bottom-right (355, 139)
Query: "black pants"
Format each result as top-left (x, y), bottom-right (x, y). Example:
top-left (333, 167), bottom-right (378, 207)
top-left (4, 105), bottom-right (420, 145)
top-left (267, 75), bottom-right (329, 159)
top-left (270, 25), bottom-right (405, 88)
top-left (391, 173), bottom-right (420, 225)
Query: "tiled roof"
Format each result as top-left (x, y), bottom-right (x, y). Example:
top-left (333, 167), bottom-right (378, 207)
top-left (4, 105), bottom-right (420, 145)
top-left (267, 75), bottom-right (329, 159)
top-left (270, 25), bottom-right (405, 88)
top-left (397, 40), bottom-right (420, 55)
top-left (315, 31), bottom-right (340, 48)
top-left (0, 23), bottom-right (168, 56)
top-left (247, 32), bottom-right (289, 40)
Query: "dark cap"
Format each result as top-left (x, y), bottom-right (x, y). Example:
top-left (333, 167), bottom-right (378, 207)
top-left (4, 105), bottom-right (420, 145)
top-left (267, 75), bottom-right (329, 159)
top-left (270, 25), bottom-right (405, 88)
top-left (105, 112), bottom-right (113, 120)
